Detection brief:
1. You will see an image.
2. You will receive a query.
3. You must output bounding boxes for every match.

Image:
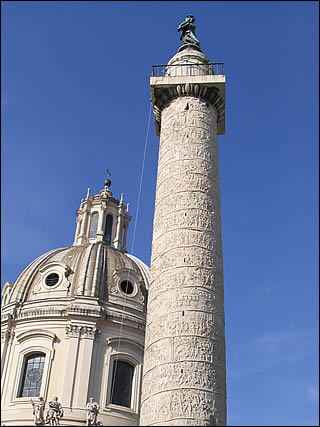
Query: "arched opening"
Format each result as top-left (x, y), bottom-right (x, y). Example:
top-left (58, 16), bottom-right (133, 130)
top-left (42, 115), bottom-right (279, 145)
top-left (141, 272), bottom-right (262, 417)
top-left (18, 353), bottom-right (46, 397)
top-left (104, 214), bottom-right (113, 245)
top-left (122, 226), bottom-right (126, 247)
top-left (89, 212), bottom-right (99, 238)
top-left (111, 360), bottom-right (134, 408)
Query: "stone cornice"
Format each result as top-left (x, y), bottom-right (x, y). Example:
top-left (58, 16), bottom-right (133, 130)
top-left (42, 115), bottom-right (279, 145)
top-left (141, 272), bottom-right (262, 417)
top-left (3, 301), bottom-right (104, 322)
top-left (106, 336), bottom-right (144, 352)
top-left (1, 299), bottom-right (147, 329)
top-left (66, 303), bottom-right (103, 318)
top-left (106, 309), bottom-right (146, 331)
top-left (93, 192), bottom-right (120, 206)
top-left (15, 306), bottom-right (68, 320)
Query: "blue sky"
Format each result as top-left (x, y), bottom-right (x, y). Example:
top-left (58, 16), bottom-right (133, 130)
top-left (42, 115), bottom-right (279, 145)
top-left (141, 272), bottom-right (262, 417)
top-left (1, 1), bottom-right (319, 425)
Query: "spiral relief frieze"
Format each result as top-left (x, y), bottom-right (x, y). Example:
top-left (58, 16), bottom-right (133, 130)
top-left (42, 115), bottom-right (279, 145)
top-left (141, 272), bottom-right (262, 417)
top-left (149, 266), bottom-right (224, 296)
top-left (140, 95), bottom-right (226, 426)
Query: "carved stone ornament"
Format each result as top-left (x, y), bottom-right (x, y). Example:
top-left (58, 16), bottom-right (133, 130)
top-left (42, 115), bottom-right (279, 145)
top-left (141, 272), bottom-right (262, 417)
top-left (140, 94), bottom-right (226, 425)
top-left (31, 396), bottom-right (45, 426)
top-left (152, 84), bottom-right (225, 133)
top-left (86, 397), bottom-right (100, 426)
top-left (109, 269), bottom-right (144, 303)
top-left (65, 325), bottom-right (98, 340)
top-left (45, 396), bottom-right (64, 426)
top-left (33, 262), bottom-right (71, 294)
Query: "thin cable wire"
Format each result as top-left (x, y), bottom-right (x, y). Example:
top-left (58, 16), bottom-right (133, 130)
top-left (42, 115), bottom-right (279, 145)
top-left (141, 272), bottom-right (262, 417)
top-left (130, 102), bottom-right (152, 255)
top-left (109, 101), bottom-right (152, 405)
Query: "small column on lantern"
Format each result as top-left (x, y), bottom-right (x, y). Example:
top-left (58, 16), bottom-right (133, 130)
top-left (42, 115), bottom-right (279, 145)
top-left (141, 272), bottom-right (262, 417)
top-left (114, 193), bottom-right (125, 250)
top-left (78, 188), bottom-right (91, 245)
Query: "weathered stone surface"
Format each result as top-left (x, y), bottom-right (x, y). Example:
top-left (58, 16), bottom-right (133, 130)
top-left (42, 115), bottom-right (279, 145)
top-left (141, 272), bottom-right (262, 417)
top-left (144, 310), bottom-right (225, 349)
top-left (146, 286), bottom-right (225, 323)
top-left (140, 94), bottom-right (226, 426)
top-left (149, 265), bottom-right (224, 295)
top-left (141, 388), bottom-right (224, 426)
top-left (141, 361), bottom-right (225, 401)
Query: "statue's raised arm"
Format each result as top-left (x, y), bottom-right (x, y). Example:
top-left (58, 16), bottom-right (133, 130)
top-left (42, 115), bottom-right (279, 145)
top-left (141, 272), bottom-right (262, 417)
top-left (177, 15), bottom-right (200, 46)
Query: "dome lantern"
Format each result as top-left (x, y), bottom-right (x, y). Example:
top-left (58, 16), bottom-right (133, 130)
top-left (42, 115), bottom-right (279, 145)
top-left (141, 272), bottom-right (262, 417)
top-left (73, 173), bottom-right (131, 250)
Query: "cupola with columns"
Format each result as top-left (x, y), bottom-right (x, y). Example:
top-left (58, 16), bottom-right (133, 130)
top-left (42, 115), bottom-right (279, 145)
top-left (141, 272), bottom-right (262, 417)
top-left (73, 172), bottom-right (131, 251)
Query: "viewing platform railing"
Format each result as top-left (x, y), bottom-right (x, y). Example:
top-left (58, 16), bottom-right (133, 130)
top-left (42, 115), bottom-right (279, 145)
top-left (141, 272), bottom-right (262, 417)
top-left (151, 62), bottom-right (225, 77)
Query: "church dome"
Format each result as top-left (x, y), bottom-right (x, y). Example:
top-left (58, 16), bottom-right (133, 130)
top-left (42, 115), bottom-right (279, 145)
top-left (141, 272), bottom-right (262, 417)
top-left (5, 243), bottom-right (149, 309)
top-left (1, 174), bottom-right (150, 313)
top-left (1, 176), bottom-right (149, 426)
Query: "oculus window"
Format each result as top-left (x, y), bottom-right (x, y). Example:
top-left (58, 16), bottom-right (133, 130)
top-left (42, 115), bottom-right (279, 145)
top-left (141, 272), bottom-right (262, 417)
top-left (111, 360), bottom-right (134, 408)
top-left (45, 273), bottom-right (59, 287)
top-left (120, 280), bottom-right (134, 295)
top-left (18, 353), bottom-right (45, 397)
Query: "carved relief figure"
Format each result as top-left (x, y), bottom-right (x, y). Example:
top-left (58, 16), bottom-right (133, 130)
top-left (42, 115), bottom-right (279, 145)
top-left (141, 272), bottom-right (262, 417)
top-left (86, 397), bottom-right (100, 426)
top-left (45, 396), bottom-right (64, 426)
top-left (31, 397), bottom-right (45, 426)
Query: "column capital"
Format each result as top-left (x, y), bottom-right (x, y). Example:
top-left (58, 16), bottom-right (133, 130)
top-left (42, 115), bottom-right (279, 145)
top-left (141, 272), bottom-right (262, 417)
top-left (150, 74), bottom-right (225, 135)
top-left (65, 325), bottom-right (99, 340)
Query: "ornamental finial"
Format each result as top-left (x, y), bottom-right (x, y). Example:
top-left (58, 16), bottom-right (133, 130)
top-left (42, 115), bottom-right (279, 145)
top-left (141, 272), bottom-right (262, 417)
top-left (104, 169), bottom-right (112, 190)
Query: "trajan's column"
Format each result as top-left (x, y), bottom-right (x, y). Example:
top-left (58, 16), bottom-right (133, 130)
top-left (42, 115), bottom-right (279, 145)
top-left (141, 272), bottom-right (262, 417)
top-left (140, 16), bottom-right (227, 426)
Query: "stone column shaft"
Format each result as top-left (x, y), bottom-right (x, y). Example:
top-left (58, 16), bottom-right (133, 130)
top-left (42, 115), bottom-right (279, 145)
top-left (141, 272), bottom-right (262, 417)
top-left (74, 218), bottom-right (81, 245)
top-left (78, 208), bottom-right (90, 245)
top-left (96, 208), bottom-right (105, 241)
top-left (61, 332), bottom-right (81, 408)
top-left (140, 95), bottom-right (226, 426)
top-left (72, 333), bottom-right (96, 408)
top-left (114, 210), bottom-right (124, 250)
top-left (1, 330), bottom-right (14, 399)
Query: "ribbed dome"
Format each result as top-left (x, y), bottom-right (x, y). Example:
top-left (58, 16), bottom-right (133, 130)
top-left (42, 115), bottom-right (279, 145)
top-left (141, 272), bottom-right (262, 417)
top-left (1, 244), bottom-right (149, 427)
top-left (7, 244), bottom-right (149, 307)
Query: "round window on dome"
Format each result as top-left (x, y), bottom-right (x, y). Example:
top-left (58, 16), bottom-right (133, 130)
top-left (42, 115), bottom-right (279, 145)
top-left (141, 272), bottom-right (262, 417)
top-left (45, 273), bottom-right (59, 287)
top-left (120, 280), bottom-right (134, 295)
